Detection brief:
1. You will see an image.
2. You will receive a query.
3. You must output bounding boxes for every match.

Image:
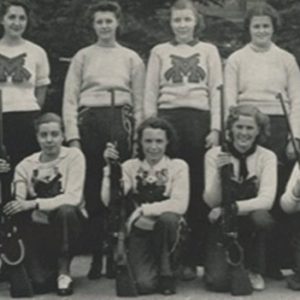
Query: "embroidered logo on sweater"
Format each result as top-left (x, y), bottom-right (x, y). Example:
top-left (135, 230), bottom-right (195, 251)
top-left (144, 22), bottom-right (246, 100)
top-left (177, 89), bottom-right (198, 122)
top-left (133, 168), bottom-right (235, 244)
top-left (165, 53), bottom-right (206, 83)
top-left (0, 53), bottom-right (31, 83)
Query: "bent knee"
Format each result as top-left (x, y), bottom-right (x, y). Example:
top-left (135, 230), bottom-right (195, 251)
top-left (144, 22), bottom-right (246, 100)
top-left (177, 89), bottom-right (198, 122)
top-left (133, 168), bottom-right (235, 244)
top-left (157, 212), bottom-right (180, 227)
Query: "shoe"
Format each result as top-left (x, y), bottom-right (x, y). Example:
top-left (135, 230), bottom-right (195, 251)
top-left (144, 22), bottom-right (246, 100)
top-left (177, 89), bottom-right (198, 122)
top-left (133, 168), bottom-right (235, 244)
top-left (287, 274), bottom-right (300, 290)
top-left (248, 272), bottom-right (265, 291)
top-left (57, 274), bottom-right (73, 296)
top-left (160, 276), bottom-right (176, 295)
top-left (180, 266), bottom-right (197, 281)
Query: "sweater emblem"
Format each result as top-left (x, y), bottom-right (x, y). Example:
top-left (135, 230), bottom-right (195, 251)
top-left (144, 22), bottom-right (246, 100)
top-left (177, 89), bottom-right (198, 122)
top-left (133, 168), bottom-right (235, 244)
top-left (165, 53), bottom-right (206, 83)
top-left (0, 53), bottom-right (31, 83)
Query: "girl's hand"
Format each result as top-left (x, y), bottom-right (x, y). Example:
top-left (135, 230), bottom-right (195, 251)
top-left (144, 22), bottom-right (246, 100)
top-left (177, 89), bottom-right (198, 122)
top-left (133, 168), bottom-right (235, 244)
top-left (0, 159), bottom-right (10, 173)
top-left (103, 142), bottom-right (119, 164)
top-left (205, 130), bottom-right (220, 148)
top-left (126, 207), bottom-right (143, 234)
top-left (217, 152), bottom-right (232, 169)
top-left (208, 207), bottom-right (223, 224)
top-left (3, 200), bottom-right (36, 216)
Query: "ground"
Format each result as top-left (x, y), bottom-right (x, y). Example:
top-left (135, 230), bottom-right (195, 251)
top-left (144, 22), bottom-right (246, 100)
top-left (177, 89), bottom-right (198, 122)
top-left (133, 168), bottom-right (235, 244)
top-left (0, 256), bottom-right (299, 300)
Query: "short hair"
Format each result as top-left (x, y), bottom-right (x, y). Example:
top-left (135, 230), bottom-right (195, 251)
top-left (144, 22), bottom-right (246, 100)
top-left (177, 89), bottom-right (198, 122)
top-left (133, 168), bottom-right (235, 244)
top-left (87, 1), bottom-right (122, 24)
top-left (244, 3), bottom-right (281, 34)
top-left (226, 105), bottom-right (270, 144)
top-left (136, 117), bottom-right (178, 160)
top-left (170, 0), bottom-right (205, 37)
top-left (34, 113), bottom-right (64, 133)
top-left (0, 0), bottom-right (30, 19)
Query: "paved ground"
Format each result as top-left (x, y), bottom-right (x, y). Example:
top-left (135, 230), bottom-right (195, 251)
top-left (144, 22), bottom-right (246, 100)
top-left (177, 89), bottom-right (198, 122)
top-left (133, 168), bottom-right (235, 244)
top-left (1, 256), bottom-right (300, 300)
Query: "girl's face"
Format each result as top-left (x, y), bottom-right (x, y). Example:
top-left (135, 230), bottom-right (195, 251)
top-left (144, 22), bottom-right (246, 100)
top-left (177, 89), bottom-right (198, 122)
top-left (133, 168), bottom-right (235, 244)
top-left (93, 11), bottom-right (118, 44)
top-left (170, 8), bottom-right (197, 43)
top-left (141, 128), bottom-right (168, 166)
top-left (1, 5), bottom-right (28, 39)
top-left (231, 115), bottom-right (259, 153)
top-left (249, 15), bottom-right (273, 48)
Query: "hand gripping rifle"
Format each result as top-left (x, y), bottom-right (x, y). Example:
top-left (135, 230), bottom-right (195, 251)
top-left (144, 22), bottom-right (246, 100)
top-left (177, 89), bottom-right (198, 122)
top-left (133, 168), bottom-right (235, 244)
top-left (0, 90), bottom-right (33, 298)
top-left (218, 86), bottom-right (252, 295)
top-left (108, 89), bottom-right (137, 296)
top-left (277, 93), bottom-right (300, 162)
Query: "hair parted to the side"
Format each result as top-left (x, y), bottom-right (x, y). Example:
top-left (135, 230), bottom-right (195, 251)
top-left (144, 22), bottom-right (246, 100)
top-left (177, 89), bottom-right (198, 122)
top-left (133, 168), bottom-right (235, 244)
top-left (226, 105), bottom-right (270, 144)
top-left (136, 117), bottom-right (178, 160)
top-left (170, 0), bottom-right (205, 37)
top-left (34, 113), bottom-right (64, 133)
top-left (244, 3), bottom-right (281, 35)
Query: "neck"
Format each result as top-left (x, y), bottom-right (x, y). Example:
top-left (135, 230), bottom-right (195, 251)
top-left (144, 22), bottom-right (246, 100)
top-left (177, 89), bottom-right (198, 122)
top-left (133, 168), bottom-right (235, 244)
top-left (232, 142), bottom-right (254, 154)
top-left (250, 41), bottom-right (272, 52)
top-left (1, 35), bottom-right (24, 46)
top-left (145, 156), bottom-right (164, 167)
top-left (175, 35), bottom-right (194, 45)
top-left (96, 38), bottom-right (117, 47)
top-left (40, 151), bottom-right (60, 163)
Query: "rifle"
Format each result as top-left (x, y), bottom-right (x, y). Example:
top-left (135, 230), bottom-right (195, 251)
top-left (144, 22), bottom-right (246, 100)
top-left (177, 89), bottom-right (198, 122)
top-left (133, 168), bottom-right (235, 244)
top-left (0, 90), bottom-right (34, 298)
top-left (108, 89), bottom-right (137, 296)
top-left (276, 93), bottom-right (300, 161)
top-left (218, 85), bottom-right (252, 295)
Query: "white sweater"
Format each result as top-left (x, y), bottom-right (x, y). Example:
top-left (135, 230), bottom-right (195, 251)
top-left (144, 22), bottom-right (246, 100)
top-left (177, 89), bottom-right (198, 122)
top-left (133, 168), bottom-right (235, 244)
top-left (204, 146), bottom-right (277, 214)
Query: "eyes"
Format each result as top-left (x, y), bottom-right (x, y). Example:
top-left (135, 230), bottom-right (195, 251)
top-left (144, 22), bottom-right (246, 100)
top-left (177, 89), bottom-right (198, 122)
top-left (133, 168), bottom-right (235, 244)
top-left (94, 18), bottom-right (116, 25)
top-left (6, 14), bottom-right (27, 22)
top-left (235, 125), bottom-right (256, 131)
top-left (252, 23), bottom-right (271, 29)
top-left (173, 16), bottom-right (194, 23)
top-left (39, 131), bottom-right (61, 139)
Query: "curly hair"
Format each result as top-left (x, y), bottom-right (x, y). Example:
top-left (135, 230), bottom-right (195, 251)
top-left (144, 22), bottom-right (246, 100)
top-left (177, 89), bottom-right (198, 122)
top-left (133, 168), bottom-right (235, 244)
top-left (170, 0), bottom-right (205, 38)
top-left (136, 117), bottom-right (178, 160)
top-left (244, 3), bottom-right (281, 35)
top-left (226, 105), bottom-right (270, 145)
top-left (87, 1), bottom-right (122, 24)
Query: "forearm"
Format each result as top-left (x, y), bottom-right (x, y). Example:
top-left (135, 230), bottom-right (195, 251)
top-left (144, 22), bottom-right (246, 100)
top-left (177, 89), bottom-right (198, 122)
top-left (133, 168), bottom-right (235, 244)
top-left (35, 85), bottom-right (48, 108)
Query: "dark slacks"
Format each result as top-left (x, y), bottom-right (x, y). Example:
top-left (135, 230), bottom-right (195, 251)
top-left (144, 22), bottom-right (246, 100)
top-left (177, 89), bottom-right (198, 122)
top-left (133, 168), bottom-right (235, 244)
top-left (78, 107), bottom-right (131, 253)
top-left (158, 108), bottom-right (210, 266)
top-left (205, 210), bottom-right (273, 292)
top-left (18, 205), bottom-right (83, 286)
top-left (128, 213), bottom-right (183, 295)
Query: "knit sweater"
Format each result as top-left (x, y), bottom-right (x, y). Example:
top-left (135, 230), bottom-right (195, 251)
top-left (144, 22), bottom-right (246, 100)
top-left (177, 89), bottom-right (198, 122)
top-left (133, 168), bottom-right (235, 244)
top-left (63, 43), bottom-right (145, 142)
top-left (14, 147), bottom-right (86, 214)
top-left (225, 43), bottom-right (300, 138)
top-left (144, 41), bottom-right (222, 130)
top-left (0, 40), bottom-right (50, 113)
top-left (102, 156), bottom-right (189, 219)
top-left (203, 145), bottom-right (277, 214)
top-left (281, 163), bottom-right (300, 213)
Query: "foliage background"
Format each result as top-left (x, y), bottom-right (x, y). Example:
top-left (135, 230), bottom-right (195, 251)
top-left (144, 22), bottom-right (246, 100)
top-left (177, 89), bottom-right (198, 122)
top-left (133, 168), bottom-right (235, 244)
top-left (7, 0), bottom-right (300, 113)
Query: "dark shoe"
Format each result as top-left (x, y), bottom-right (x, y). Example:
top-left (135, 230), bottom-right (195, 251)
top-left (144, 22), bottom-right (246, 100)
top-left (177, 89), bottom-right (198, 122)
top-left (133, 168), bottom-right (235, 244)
top-left (57, 274), bottom-right (73, 296)
top-left (287, 274), bottom-right (300, 291)
top-left (33, 277), bottom-right (56, 295)
top-left (180, 266), bottom-right (197, 281)
top-left (87, 254), bottom-right (102, 280)
top-left (160, 276), bottom-right (176, 295)
top-left (266, 268), bottom-right (284, 280)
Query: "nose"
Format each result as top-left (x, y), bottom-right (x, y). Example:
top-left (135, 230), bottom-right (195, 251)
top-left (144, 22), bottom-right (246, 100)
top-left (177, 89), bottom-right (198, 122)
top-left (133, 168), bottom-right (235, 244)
top-left (45, 135), bottom-right (53, 142)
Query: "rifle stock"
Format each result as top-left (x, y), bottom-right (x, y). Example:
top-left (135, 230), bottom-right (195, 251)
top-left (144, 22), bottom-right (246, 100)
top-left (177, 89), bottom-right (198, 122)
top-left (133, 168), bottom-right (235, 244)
top-left (0, 90), bottom-right (34, 298)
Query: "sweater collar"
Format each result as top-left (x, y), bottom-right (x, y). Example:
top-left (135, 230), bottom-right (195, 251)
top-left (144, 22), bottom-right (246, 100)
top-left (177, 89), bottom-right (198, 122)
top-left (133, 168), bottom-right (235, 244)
top-left (29, 146), bottom-right (69, 163)
top-left (170, 38), bottom-right (199, 46)
top-left (141, 156), bottom-right (169, 171)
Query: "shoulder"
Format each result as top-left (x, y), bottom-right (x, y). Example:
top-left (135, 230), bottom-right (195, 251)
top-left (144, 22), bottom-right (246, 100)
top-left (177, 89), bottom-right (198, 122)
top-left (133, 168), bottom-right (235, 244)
top-left (122, 158), bottom-right (141, 171)
top-left (71, 45), bottom-right (96, 60)
top-left (62, 146), bottom-right (85, 161)
top-left (23, 40), bottom-right (48, 59)
top-left (150, 42), bottom-right (173, 55)
top-left (168, 158), bottom-right (189, 171)
top-left (272, 44), bottom-right (297, 63)
top-left (256, 145), bottom-right (277, 162)
top-left (117, 44), bottom-right (142, 59)
top-left (227, 45), bottom-right (249, 62)
top-left (16, 151), bottom-right (40, 171)
top-left (197, 41), bottom-right (219, 52)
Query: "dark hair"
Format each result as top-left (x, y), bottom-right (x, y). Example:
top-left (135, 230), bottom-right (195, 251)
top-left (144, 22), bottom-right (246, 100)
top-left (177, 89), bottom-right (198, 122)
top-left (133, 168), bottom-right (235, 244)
top-left (136, 117), bottom-right (178, 160)
top-left (87, 1), bottom-right (122, 24)
top-left (170, 0), bottom-right (205, 38)
top-left (226, 105), bottom-right (270, 144)
top-left (0, 0), bottom-right (30, 37)
top-left (244, 3), bottom-right (281, 35)
top-left (0, 0), bottom-right (30, 18)
top-left (34, 113), bottom-right (64, 133)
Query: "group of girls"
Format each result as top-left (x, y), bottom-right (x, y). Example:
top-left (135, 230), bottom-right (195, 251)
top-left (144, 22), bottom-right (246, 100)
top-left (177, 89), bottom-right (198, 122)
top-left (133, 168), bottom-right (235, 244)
top-left (2, 0), bottom-right (300, 297)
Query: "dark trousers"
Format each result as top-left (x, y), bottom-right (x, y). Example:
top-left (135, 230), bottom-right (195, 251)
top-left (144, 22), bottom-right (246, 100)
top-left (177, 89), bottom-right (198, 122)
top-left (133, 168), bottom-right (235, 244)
top-left (18, 205), bottom-right (83, 286)
top-left (158, 108), bottom-right (210, 266)
top-left (205, 210), bottom-right (273, 291)
top-left (79, 107), bottom-right (131, 254)
top-left (128, 213), bottom-right (183, 295)
top-left (2, 111), bottom-right (40, 204)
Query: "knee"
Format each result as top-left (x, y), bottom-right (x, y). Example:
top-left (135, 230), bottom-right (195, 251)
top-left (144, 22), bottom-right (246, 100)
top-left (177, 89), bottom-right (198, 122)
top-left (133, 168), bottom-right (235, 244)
top-left (156, 212), bottom-right (180, 229)
top-left (55, 205), bottom-right (77, 219)
top-left (250, 210), bottom-right (274, 231)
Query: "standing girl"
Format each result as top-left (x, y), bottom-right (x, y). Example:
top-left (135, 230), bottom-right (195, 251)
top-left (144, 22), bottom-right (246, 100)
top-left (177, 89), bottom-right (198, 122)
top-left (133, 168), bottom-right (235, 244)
top-left (63, 1), bottom-right (145, 279)
top-left (144, 0), bottom-right (222, 278)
